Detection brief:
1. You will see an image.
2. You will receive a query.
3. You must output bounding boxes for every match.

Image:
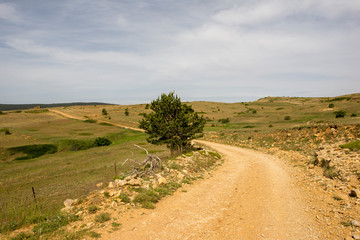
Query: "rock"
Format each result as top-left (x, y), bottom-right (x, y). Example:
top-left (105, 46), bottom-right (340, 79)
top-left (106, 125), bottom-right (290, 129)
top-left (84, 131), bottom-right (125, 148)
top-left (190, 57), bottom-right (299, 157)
top-left (75, 211), bottom-right (83, 216)
top-left (351, 220), bottom-right (360, 227)
top-left (111, 201), bottom-right (118, 208)
top-left (352, 235), bottom-right (360, 240)
top-left (115, 179), bottom-right (127, 187)
top-left (96, 182), bottom-right (103, 188)
top-left (64, 199), bottom-right (74, 208)
top-left (108, 181), bottom-right (115, 188)
top-left (349, 189), bottom-right (359, 198)
top-left (157, 177), bottom-right (167, 186)
top-left (128, 178), bottom-right (141, 186)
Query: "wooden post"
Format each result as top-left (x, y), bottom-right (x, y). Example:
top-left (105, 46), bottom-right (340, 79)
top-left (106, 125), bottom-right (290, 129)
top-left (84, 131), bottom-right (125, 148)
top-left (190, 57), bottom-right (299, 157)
top-left (32, 187), bottom-right (37, 205)
top-left (114, 163), bottom-right (117, 177)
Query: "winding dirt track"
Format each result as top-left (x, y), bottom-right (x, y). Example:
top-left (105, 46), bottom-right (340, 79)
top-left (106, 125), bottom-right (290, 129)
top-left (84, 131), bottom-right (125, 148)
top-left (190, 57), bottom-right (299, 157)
top-left (102, 140), bottom-right (322, 240)
top-left (49, 109), bottom-right (144, 132)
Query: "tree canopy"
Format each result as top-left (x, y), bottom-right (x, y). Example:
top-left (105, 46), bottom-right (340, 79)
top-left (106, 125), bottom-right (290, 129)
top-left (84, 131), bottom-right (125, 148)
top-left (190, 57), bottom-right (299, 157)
top-left (139, 92), bottom-right (205, 155)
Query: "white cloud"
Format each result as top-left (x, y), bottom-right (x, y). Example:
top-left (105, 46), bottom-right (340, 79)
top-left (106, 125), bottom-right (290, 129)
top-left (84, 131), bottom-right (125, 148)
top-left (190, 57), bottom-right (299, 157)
top-left (0, 2), bottom-right (21, 23)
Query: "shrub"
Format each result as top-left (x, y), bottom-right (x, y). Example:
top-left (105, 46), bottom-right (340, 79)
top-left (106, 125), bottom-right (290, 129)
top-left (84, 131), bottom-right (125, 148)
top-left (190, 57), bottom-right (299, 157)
top-left (94, 213), bottom-right (111, 223)
top-left (334, 110), bottom-right (346, 118)
top-left (118, 193), bottom-right (131, 203)
top-left (218, 118), bottom-right (230, 124)
top-left (351, 113), bottom-right (357, 117)
top-left (102, 108), bottom-right (108, 116)
top-left (284, 116), bottom-right (291, 120)
top-left (9, 144), bottom-right (58, 160)
top-left (145, 104), bottom-right (150, 109)
top-left (328, 103), bottom-right (334, 108)
top-left (94, 137), bottom-right (111, 146)
top-left (125, 108), bottom-right (129, 116)
top-left (87, 205), bottom-right (99, 214)
top-left (268, 124), bottom-right (273, 127)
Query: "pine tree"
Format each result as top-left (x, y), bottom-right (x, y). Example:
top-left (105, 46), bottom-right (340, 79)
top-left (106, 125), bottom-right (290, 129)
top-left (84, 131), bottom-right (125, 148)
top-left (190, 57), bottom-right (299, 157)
top-left (139, 92), bottom-right (205, 155)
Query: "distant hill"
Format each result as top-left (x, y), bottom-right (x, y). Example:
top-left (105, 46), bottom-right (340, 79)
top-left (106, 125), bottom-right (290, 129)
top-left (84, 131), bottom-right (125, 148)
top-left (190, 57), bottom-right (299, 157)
top-left (0, 102), bottom-right (114, 111)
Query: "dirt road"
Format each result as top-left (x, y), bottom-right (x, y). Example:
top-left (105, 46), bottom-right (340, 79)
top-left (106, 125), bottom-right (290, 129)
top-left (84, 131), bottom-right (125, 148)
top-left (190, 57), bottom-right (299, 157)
top-left (102, 140), bottom-right (322, 240)
top-left (49, 109), bottom-right (144, 132)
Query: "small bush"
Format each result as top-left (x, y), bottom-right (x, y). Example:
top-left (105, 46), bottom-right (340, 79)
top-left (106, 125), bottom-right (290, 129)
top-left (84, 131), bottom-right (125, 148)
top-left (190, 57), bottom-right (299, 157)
top-left (351, 113), bottom-right (357, 117)
top-left (118, 193), bottom-right (131, 203)
top-left (218, 118), bottom-right (230, 124)
top-left (125, 108), bottom-right (129, 116)
top-left (208, 151), bottom-right (221, 159)
top-left (328, 103), bottom-right (334, 108)
top-left (243, 125), bottom-right (255, 128)
top-left (145, 104), bottom-right (150, 109)
top-left (87, 205), bottom-right (99, 214)
top-left (133, 189), bottom-right (161, 208)
top-left (334, 110), bottom-right (346, 118)
top-left (268, 124), bottom-right (273, 127)
top-left (94, 213), bottom-right (111, 223)
top-left (284, 116), bottom-right (291, 120)
top-left (103, 191), bottom-right (110, 198)
top-left (102, 108), bottom-right (108, 116)
top-left (94, 137), bottom-right (112, 146)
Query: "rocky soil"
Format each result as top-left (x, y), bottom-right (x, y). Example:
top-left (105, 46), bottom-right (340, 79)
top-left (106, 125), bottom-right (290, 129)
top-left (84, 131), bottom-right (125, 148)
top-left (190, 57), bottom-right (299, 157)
top-left (205, 123), bottom-right (360, 239)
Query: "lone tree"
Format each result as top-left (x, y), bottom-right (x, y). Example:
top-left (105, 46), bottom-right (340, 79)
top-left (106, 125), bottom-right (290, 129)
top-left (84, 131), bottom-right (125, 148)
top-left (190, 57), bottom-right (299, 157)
top-left (139, 92), bottom-right (205, 155)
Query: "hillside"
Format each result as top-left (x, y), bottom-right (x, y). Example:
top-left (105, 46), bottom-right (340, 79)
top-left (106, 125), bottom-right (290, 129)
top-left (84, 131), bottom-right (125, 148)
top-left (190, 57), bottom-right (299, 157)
top-left (0, 102), bottom-right (113, 111)
top-left (0, 93), bottom-right (359, 239)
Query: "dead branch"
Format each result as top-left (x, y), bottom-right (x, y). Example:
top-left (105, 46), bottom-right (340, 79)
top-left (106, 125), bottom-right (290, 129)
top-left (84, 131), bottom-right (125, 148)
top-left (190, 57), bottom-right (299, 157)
top-left (122, 145), bottom-right (162, 178)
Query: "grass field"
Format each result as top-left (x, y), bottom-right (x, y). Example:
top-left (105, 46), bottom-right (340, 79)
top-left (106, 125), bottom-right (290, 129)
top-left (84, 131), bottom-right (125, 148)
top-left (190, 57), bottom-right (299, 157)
top-left (0, 110), bottom-right (169, 232)
top-left (0, 92), bottom-right (359, 233)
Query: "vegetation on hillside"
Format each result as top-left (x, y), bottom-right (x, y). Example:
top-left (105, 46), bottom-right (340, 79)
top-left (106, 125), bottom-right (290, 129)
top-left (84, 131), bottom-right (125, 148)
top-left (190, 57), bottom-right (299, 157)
top-left (139, 92), bottom-right (206, 155)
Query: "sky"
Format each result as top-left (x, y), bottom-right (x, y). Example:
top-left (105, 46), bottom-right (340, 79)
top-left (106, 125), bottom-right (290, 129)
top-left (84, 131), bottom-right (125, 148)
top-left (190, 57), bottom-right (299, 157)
top-left (0, 0), bottom-right (360, 104)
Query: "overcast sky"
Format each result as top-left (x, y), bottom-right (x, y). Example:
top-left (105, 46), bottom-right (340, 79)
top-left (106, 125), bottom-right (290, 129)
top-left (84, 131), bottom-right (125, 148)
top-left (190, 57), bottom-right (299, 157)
top-left (1, 0), bottom-right (359, 104)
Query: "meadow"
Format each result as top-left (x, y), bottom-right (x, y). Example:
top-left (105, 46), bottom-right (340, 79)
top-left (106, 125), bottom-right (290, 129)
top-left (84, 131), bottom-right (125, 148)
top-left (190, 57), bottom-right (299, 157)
top-left (0, 93), bottom-right (359, 233)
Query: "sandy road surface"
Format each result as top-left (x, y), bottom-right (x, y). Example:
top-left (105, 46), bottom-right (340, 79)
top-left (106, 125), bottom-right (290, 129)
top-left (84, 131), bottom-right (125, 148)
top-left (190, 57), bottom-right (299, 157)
top-left (102, 140), bottom-right (322, 240)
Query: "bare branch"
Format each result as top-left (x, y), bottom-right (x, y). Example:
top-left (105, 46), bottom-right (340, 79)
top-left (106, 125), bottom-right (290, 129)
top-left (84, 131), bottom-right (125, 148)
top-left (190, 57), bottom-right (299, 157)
top-left (134, 144), bottom-right (149, 155)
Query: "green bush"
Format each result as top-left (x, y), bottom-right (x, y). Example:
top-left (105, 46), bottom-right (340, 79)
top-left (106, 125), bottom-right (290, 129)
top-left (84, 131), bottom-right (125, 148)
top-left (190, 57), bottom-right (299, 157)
top-left (87, 205), bottom-right (99, 214)
top-left (9, 144), bottom-right (58, 160)
top-left (94, 213), bottom-right (111, 223)
top-left (284, 116), bottom-right (291, 120)
top-left (328, 103), bottom-right (334, 108)
top-left (102, 108), bottom-right (108, 116)
top-left (351, 113), bottom-right (357, 117)
top-left (118, 193), bottom-right (131, 203)
top-left (334, 110), bottom-right (346, 118)
top-left (94, 137), bottom-right (112, 146)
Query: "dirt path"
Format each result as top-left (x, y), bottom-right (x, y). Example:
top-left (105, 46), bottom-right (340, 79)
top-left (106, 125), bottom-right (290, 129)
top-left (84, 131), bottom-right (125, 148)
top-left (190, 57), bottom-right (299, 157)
top-left (102, 140), bottom-right (322, 240)
top-left (49, 109), bottom-right (144, 132)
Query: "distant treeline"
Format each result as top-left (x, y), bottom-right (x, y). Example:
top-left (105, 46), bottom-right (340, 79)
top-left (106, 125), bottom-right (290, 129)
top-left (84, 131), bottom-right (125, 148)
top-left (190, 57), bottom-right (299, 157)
top-left (0, 102), bottom-right (113, 111)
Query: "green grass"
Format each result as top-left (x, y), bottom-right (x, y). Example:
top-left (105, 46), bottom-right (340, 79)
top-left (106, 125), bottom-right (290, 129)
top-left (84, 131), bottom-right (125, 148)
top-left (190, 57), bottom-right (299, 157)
top-left (24, 109), bottom-right (49, 114)
top-left (8, 144), bottom-right (58, 160)
top-left (340, 140), bottom-right (360, 150)
top-left (94, 213), bottom-right (111, 223)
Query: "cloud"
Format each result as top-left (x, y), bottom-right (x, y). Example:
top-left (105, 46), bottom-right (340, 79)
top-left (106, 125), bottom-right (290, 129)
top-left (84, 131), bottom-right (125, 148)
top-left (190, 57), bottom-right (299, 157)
top-left (0, 3), bottom-right (21, 23)
top-left (0, 0), bottom-right (359, 103)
